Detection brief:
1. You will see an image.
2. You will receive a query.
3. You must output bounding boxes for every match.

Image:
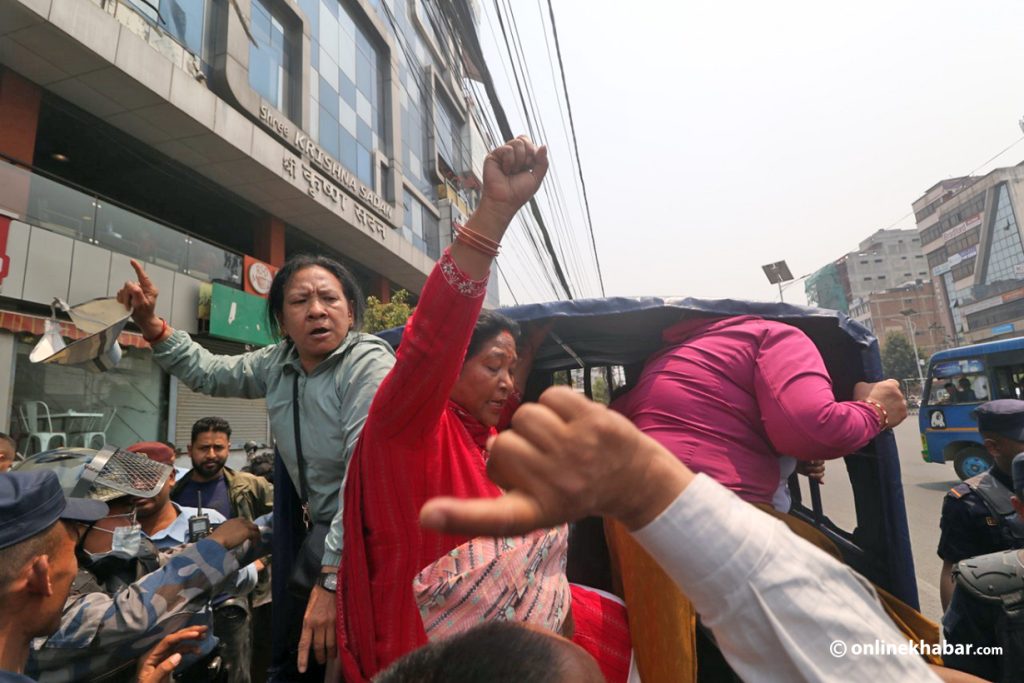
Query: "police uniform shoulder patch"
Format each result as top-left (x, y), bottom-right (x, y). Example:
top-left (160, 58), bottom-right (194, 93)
top-left (948, 482), bottom-right (971, 499)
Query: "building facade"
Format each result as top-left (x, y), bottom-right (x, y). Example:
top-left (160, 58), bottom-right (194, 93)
top-left (913, 166), bottom-right (1024, 345)
top-left (845, 229), bottom-right (929, 301)
top-left (0, 0), bottom-right (492, 451)
top-left (848, 281), bottom-right (946, 369)
top-left (805, 228), bottom-right (930, 311)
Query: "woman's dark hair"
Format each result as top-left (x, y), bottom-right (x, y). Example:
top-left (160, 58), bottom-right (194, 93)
top-left (375, 622), bottom-right (564, 683)
top-left (466, 310), bottom-right (521, 360)
top-left (267, 254), bottom-right (366, 339)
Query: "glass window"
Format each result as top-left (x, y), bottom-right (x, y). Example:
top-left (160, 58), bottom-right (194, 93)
top-left (435, 92), bottom-right (466, 180)
top-left (250, 0), bottom-right (297, 118)
top-left (925, 359), bottom-right (988, 406)
top-left (10, 341), bottom-right (169, 455)
top-left (187, 237), bottom-right (243, 285)
top-left (94, 202), bottom-right (189, 271)
top-left (126, 0), bottom-right (206, 58)
top-left (163, 0), bottom-right (205, 55)
top-left (308, 0), bottom-right (385, 188)
top-left (401, 194), bottom-right (439, 258)
top-left (992, 364), bottom-right (1024, 400)
top-left (983, 184), bottom-right (1024, 285)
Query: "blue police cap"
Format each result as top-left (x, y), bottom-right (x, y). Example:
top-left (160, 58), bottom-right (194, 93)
top-left (972, 399), bottom-right (1024, 441)
top-left (0, 470), bottom-right (108, 550)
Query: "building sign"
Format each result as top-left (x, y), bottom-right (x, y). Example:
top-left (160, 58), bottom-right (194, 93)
top-left (258, 103), bottom-right (394, 224)
top-left (243, 256), bottom-right (277, 297)
top-left (259, 104), bottom-right (291, 140)
top-left (206, 282), bottom-right (275, 346)
top-left (961, 295), bottom-right (1003, 316)
top-left (943, 214), bottom-right (982, 243)
top-left (283, 158), bottom-right (388, 240)
top-left (293, 132), bottom-right (394, 222)
top-left (992, 323), bottom-right (1016, 336)
top-left (1002, 287), bottom-right (1024, 304)
top-left (932, 245), bottom-right (978, 276)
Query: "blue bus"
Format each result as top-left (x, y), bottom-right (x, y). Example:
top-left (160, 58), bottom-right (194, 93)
top-left (920, 336), bottom-right (1024, 479)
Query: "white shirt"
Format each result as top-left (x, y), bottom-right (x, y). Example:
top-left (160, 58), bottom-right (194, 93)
top-left (632, 474), bottom-right (939, 682)
top-left (145, 504), bottom-right (257, 594)
top-left (146, 504), bottom-right (227, 549)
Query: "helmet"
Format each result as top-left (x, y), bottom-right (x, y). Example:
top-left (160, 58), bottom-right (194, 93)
top-left (13, 446), bottom-right (171, 501)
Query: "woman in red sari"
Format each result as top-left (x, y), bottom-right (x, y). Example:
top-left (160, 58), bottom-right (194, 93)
top-left (337, 137), bottom-right (631, 682)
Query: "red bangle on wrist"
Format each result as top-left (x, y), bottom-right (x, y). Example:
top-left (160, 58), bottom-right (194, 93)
top-left (143, 318), bottom-right (168, 344)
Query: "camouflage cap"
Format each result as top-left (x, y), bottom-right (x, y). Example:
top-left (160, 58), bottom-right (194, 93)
top-left (13, 446), bottom-right (171, 501)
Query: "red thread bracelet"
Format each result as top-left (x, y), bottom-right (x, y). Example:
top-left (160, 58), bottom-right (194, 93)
top-left (143, 318), bottom-right (168, 344)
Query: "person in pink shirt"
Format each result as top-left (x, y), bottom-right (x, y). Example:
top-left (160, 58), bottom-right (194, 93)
top-left (611, 315), bottom-right (908, 506)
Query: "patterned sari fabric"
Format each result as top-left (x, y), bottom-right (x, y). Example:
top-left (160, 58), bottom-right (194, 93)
top-left (413, 526), bottom-right (571, 640)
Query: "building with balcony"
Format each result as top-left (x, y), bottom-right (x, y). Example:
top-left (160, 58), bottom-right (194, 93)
top-left (913, 165), bottom-right (1024, 345)
top-left (0, 0), bottom-right (493, 450)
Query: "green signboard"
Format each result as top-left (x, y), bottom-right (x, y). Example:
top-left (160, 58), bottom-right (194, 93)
top-left (207, 283), bottom-right (275, 346)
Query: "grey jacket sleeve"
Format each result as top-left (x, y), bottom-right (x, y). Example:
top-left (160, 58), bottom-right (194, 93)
top-left (150, 329), bottom-right (276, 398)
top-left (322, 340), bottom-right (396, 567)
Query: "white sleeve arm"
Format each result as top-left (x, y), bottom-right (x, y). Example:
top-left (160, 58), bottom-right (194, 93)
top-left (631, 474), bottom-right (940, 683)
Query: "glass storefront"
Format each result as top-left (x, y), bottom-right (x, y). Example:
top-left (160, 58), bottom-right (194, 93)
top-left (10, 338), bottom-right (168, 455)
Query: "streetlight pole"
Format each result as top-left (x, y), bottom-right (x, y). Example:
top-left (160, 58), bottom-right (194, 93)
top-left (898, 309), bottom-right (926, 386)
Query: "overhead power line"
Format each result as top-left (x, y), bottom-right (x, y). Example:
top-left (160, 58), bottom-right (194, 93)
top-left (544, 0), bottom-right (605, 296)
top-left (445, 0), bottom-right (576, 300)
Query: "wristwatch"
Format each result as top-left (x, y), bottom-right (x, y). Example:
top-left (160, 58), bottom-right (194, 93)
top-left (317, 571), bottom-right (337, 592)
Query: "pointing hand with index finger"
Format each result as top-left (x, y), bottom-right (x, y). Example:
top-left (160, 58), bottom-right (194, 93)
top-left (115, 259), bottom-right (170, 343)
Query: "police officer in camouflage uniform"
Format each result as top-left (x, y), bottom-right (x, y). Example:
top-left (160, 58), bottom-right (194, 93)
top-left (942, 452), bottom-right (1024, 682)
top-left (937, 400), bottom-right (1024, 611)
top-left (0, 470), bottom-right (107, 682)
top-left (12, 447), bottom-right (263, 683)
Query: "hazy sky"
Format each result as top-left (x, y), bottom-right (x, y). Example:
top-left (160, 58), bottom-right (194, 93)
top-left (479, 0), bottom-right (1024, 306)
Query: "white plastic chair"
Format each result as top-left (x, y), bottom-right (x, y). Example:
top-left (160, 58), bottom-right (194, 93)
top-left (18, 401), bottom-right (67, 455)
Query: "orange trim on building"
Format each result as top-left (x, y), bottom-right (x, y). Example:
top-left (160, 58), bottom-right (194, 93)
top-left (0, 311), bottom-right (149, 349)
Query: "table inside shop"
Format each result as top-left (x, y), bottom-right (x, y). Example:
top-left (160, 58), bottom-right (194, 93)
top-left (50, 410), bottom-right (104, 435)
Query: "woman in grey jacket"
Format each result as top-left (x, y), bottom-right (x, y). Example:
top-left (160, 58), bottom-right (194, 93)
top-left (117, 255), bottom-right (395, 681)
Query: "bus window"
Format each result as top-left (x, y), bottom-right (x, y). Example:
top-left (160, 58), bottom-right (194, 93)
top-left (992, 364), bottom-right (1024, 399)
top-left (926, 359), bottom-right (988, 405)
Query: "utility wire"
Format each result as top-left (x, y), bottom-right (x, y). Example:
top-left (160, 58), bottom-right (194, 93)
top-left (496, 0), bottom-right (589, 296)
top-left (445, 0), bottom-right (576, 300)
top-left (883, 134), bottom-right (1024, 232)
top-left (545, 0), bottom-right (605, 295)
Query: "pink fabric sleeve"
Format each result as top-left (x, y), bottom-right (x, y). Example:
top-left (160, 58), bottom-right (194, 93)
top-left (753, 325), bottom-right (881, 461)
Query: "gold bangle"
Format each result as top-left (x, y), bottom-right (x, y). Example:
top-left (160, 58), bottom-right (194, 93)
top-left (864, 399), bottom-right (889, 430)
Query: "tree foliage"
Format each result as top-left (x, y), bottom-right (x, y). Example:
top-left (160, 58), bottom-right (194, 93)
top-left (881, 332), bottom-right (918, 382)
top-left (363, 289), bottom-right (414, 333)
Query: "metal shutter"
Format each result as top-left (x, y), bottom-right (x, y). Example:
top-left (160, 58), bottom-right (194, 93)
top-left (171, 337), bottom-right (271, 449)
